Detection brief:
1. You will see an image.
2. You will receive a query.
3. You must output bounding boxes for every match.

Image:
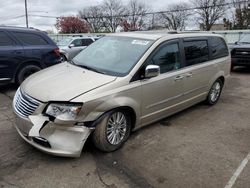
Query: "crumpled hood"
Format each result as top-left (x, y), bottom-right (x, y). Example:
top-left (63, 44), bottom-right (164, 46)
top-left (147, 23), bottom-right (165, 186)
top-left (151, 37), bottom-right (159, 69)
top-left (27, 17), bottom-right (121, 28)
top-left (21, 63), bottom-right (116, 102)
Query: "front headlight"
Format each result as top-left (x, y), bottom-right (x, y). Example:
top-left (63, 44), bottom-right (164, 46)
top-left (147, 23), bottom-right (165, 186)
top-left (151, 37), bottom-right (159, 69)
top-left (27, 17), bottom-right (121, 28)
top-left (45, 103), bottom-right (82, 121)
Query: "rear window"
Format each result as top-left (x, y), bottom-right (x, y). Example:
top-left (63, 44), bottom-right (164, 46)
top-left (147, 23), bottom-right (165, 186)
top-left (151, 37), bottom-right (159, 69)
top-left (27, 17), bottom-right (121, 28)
top-left (209, 37), bottom-right (229, 59)
top-left (13, 32), bottom-right (49, 45)
top-left (0, 31), bottom-right (14, 46)
top-left (184, 40), bottom-right (209, 66)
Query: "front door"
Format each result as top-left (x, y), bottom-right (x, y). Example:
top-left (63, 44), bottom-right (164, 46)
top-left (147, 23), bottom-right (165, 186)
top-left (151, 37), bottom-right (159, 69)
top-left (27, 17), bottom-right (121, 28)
top-left (140, 40), bottom-right (186, 126)
top-left (68, 39), bottom-right (84, 59)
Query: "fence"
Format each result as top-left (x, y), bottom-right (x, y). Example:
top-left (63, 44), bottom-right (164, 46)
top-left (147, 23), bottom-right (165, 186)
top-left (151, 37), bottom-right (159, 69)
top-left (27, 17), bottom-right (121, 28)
top-left (49, 30), bottom-right (250, 44)
top-left (212, 30), bottom-right (250, 44)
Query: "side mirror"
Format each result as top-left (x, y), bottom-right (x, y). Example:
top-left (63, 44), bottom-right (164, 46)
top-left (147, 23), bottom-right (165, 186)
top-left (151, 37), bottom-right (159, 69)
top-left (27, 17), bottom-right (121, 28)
top-left (145, 65), bottom-right (160, 79)
top-left (69, 44), bottom-right (75, 48)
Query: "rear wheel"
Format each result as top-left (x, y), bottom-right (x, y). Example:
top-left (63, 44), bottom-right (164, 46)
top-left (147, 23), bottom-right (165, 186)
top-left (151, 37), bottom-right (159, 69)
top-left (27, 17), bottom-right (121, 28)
top-left (92, 110), bottom-right (131, 152)
top-left (206, 79), bottom-right (223, 105)
top-left (16, 64), bottom-right (41, 85)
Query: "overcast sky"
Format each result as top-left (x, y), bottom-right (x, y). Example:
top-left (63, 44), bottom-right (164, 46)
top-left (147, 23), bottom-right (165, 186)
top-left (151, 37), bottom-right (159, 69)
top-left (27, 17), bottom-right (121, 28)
top-left (0, 0), bottom-right (188, 31)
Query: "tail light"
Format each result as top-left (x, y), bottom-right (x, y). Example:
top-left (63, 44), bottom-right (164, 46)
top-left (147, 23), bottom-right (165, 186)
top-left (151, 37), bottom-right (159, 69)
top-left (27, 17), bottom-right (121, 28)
top-left (53, 48), bottom-right (60, 57)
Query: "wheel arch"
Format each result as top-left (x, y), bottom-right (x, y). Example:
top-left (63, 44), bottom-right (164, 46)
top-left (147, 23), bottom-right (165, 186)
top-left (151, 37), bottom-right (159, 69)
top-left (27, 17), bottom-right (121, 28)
top-left (85, 106), bottom-right (138, 131)
top-left (209, 71), bottom-right (226, 89)
top-left (14, 61), bottom-right (43, 83)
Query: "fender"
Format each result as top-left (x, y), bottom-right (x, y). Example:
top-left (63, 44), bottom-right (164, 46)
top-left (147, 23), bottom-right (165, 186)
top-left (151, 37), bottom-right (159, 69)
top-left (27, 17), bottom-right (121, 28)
top-left (83, 96), bottom-right (141, 130)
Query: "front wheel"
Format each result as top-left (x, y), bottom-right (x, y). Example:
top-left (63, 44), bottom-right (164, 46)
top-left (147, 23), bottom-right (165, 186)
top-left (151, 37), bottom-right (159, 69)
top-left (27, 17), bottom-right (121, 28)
top-left (92, 110), bottom-right (131, 152)
top-left (60, 54), bottom-right (67, 62)
top-left (206, 79), bottom-right (223, 105)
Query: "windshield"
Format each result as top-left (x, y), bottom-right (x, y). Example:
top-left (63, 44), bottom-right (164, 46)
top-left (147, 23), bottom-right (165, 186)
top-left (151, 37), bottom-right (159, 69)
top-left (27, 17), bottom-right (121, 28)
top-left (239, 35), bottom-right (250, 43)
top-left (57, 38), bottom-right (73, 46)
top-left (73, 36), bottom-right (154, 76)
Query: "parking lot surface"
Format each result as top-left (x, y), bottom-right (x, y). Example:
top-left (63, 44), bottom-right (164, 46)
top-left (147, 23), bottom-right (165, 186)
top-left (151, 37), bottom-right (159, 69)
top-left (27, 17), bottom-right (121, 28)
top-left (1, 68), bottom-right (250, 188)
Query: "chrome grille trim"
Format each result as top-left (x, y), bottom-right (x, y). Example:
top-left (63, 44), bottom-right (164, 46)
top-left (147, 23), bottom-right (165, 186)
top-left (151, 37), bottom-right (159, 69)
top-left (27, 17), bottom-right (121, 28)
top-left (13, 88), bottom-right (41, 118)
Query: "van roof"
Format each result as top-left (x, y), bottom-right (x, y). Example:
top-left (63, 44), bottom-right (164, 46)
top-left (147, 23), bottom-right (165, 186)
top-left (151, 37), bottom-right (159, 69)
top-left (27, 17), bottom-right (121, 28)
top-left (109, 31), bottom-right (223, 41)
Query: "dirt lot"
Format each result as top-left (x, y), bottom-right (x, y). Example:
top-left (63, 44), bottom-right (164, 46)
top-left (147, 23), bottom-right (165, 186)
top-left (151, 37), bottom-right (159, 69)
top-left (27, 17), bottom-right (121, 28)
top-left (1, 68), bottom-right (250, 188)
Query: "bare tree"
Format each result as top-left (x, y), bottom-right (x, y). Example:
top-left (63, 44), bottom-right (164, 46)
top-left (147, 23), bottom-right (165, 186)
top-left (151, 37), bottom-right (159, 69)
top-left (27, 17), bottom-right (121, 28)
top-left (159, 3), bottom-right (191, 31)
top-left (102, 0), bottom-right (126, 32)
top-left (192, 0), bottom-right (229, 31)
top-left (126, 0), bottom-right (149, 30)
top-left (79, 6), bottom-right (104, 33)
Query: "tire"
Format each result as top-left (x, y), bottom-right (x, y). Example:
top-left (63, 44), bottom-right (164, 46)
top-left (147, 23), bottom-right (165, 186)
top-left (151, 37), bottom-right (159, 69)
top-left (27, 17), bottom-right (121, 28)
top-left (16, 64), bottom-right (41, 85)
top-left (206, 79), bottom-right (223, 105)
top-left (60, 54), bottom-right (67, 62)
top-left (92, 110), bottom-right (131, 152)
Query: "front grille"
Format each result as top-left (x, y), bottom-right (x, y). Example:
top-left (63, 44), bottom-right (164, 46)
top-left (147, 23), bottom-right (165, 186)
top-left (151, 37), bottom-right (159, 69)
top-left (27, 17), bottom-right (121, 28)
top-left (232, 48), bottom-right (250, 58)
top-left (13, 88), bottom-right (41, 118)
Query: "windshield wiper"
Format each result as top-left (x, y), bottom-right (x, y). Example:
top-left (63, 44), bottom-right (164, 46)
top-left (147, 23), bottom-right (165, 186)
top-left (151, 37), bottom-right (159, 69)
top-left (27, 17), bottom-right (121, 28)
top-left (77, 64), bottom-right (105, 74)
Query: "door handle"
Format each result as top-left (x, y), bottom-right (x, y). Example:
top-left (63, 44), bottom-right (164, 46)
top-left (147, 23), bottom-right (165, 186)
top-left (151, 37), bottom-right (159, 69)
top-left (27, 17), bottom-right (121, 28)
top-left (174, 75), bottom-right (184, 81)
top-left (186, 72), bottom-right (193, 78)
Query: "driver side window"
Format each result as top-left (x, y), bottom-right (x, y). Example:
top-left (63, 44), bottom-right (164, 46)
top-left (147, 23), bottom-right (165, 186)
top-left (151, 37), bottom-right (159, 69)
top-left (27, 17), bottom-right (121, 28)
top-left (71, 39), bottom-right (82, 47)
top-left (151, 43), bottom-right (181, 74)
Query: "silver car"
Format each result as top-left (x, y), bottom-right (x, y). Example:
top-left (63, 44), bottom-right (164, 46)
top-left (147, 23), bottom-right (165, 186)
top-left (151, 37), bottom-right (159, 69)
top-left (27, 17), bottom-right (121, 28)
top-left (58, 37), bottom-right (96, 61)
top-left (13, 32), bottom-right (230, 157)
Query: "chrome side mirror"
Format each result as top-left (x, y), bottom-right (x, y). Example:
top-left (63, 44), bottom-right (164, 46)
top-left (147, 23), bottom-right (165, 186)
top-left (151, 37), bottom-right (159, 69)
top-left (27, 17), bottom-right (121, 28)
top-left (69, 44), bottom-right (75, 48)
top-left (145, 65), bottom-right (160, 78)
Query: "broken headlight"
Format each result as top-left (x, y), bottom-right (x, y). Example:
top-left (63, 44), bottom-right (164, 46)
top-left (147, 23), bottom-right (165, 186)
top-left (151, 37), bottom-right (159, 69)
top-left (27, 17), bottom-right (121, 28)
top-left (45, 103), bottom-right (82, 121)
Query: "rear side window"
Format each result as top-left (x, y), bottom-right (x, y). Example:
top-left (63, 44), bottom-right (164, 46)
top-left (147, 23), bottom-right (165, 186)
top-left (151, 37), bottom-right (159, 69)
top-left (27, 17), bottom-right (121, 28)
top-left (82, 39), bottom-right (93, 46)
top-left (184, 40), bottom-right (209, 66)
top-left (0, 32), bottom-right (14, 46)
top-left (209, 37), bottom-right (229, 59)
top-left (13, 32), bottom-right (49, 45)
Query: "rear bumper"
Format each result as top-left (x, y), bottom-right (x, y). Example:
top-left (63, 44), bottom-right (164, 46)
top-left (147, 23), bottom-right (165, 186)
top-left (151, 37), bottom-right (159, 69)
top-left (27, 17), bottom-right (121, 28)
top-left (14, 113), bottom-right (92, 157)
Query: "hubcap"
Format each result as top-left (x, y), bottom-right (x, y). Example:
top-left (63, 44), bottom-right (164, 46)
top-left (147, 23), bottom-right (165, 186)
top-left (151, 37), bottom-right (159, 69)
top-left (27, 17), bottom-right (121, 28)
top-left (106, 112), bottom-right (127, 145)
top-left (210, 82), bottom-right (221, 102)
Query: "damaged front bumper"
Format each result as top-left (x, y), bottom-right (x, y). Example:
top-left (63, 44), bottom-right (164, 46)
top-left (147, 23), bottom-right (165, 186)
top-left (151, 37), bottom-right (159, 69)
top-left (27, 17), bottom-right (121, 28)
top-left (14, 114), bottom-right (92, 157)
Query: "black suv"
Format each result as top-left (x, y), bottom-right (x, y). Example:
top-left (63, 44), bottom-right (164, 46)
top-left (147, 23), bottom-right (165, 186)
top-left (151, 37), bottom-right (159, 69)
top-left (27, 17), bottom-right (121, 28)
top-left (0, 26), bottom-right (61, 85)
top-left (230, 34), bottom-right (250, 70)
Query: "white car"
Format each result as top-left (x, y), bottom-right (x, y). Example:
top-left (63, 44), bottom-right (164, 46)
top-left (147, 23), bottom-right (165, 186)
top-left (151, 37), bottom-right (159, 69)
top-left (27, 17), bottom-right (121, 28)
top-left (58, 37), bottom-right (97, 61)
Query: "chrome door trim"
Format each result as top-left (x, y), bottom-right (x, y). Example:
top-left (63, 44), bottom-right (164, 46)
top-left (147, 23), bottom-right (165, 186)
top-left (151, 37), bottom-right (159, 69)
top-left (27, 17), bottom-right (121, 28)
top-left (0, 78), bottom-right (11, 81)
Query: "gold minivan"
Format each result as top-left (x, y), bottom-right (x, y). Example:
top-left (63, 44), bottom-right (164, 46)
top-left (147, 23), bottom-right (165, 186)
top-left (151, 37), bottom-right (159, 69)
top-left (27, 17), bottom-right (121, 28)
top-left (13, 32), bottom-right (230, 157)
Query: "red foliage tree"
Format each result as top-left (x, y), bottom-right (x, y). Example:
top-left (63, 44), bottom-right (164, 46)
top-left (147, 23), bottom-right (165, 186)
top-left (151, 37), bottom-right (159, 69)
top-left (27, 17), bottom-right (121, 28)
top-left (55, 16), bottom-right (90, 33)
top-left (121, 19), bottom-right (138, 31)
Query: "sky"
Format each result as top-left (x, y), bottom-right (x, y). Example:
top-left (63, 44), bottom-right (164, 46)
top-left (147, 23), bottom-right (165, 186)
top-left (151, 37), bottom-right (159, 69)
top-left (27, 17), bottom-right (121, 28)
top-left (0, 0), bottom-right (188, 31)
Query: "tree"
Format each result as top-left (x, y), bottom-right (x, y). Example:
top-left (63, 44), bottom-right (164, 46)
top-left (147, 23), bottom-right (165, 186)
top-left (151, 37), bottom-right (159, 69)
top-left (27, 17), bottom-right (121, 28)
top-left (192, 0), bottom-right (228, 31)
top-left (126, 0), bottom-right (149, 30)
top-left (102, 0), bottom-right (126, 32)
top-left (55, 16), bottom-right (90, 33)
top-left (159, 3), bottom-right (191, 31)
top-left (232, 0), bottom-right (250, 29)
top-left (79, 6), bottom-right (105, 33)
